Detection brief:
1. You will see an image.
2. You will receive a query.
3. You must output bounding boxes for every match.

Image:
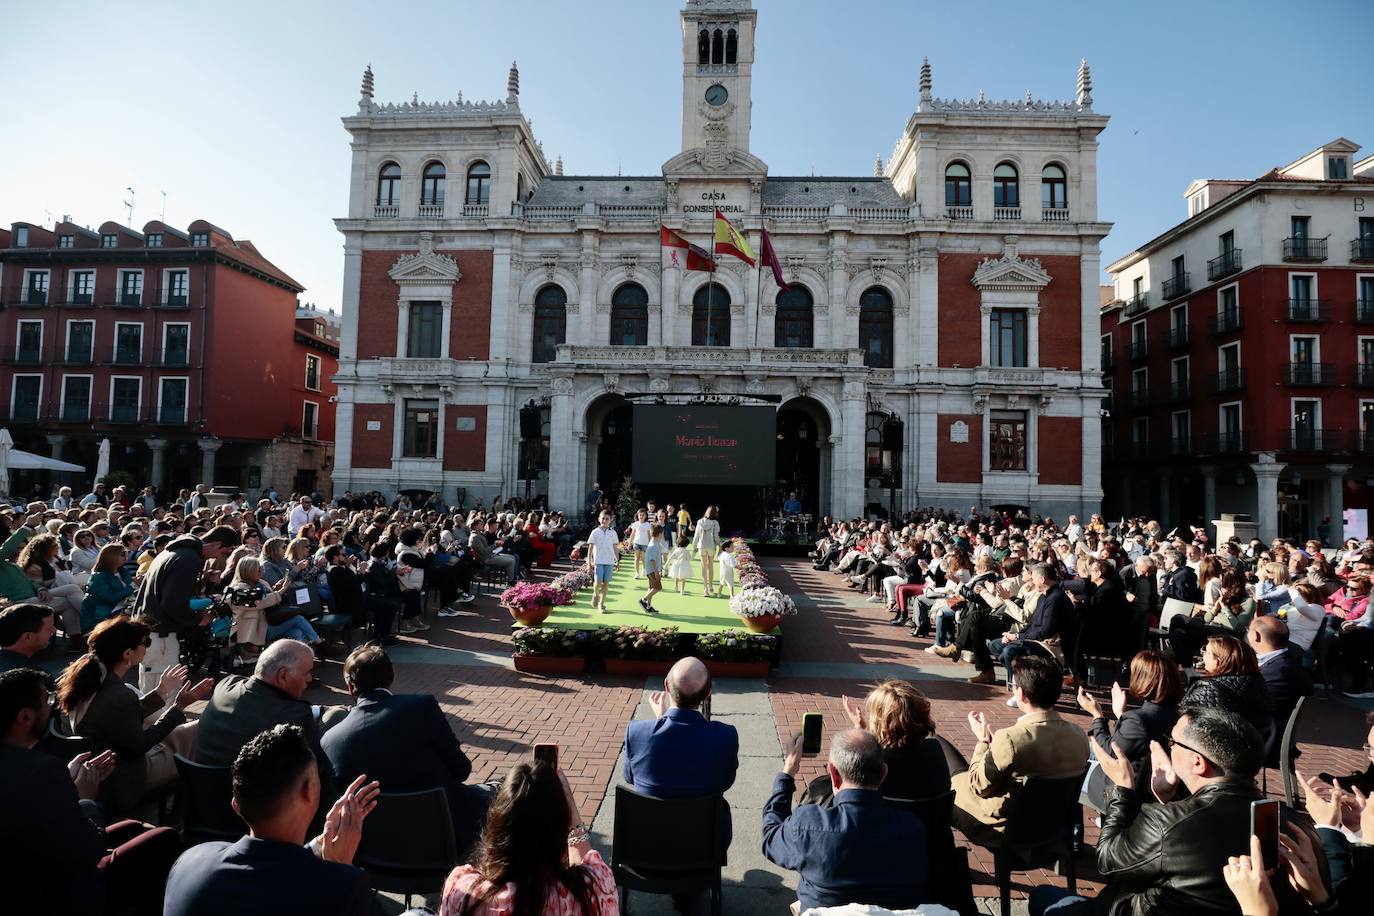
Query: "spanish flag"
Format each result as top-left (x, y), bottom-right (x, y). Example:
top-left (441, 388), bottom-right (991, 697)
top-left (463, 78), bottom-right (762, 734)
top-left (713, 209), bottom-right (756, 267)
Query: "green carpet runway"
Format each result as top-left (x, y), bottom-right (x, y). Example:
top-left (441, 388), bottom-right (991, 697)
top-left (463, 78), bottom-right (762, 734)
top-left (530, 566), bottom-right (778, 634)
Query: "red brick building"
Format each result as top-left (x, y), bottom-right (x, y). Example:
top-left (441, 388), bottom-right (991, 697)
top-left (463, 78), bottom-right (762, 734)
top-left (0, 218), bottom-right (338, 497)
top-left (1102, 139), bottom-right (1374, 542)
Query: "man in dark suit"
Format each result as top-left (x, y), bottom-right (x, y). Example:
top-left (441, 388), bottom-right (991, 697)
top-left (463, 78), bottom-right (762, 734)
top-left (0, 603), bottom-right (55, 675)
top-left (1161, 549), bottom-right (1202, 603)
top-left (986, 563), bottom-right (1078, 696)
top-left (163, 724), bottom-right (383, 916)
top-left (763, 728), bottom-right (927, 912)
top-left (322, 645), bottom-right (491, 854)
top-left (195, 640), bottom-right (334, 787)
top-left (1250, 615), bottom-right (1312, 762)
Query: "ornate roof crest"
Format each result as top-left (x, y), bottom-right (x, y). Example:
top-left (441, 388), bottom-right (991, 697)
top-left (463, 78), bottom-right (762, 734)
top-left (972, 236), bottom-right (1051, 290)
top-left (389, 232), bottom-right (461, 283)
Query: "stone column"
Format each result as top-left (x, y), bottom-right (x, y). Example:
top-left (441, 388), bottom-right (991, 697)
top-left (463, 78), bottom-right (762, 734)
top-left (198, 437), bottom-right (222, 487)
top-left (839, 380), bottom-right (866, 518)
top-left (47, 434), bottom-right (67, 461)
top-left (547, 379), bottom-right (575, 516)
top-left (1250, 452), bottom-right (1284, 543)
top-left (1327, 464), bottom-right (1350, 546)
top-left (148, 438), bottom-right (168, 490)
top-left (1201, 465), bottom-right (1217, 544)
top-left (660, 263), bottom-right (678, 348)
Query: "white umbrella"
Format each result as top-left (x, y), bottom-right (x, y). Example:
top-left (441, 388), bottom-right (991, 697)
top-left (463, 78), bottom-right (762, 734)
top-left (8, 449), bottom-right (85, 472)
top-left (0, 429), bottom-right (11, 499)
top-left (95, 437), bottom-right (111, 485)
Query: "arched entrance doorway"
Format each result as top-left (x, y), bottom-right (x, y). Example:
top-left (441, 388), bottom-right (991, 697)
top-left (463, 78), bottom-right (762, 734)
top-left (585, 394), bottom-right (632, 510)
top-left (776, 397), bottom-right (833, 523)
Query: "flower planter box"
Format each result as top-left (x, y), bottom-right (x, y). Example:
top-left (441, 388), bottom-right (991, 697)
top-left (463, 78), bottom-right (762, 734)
top-left (741, 613), bottom-right (782, 633)
top-left (604, 658), bottom-right (674, 676)
top-left (513, 654), bottom-right (586, 675)
top-left (506, 603), bottom-right (553, 626)
top-left (702, 660), bottom-right (770, 678)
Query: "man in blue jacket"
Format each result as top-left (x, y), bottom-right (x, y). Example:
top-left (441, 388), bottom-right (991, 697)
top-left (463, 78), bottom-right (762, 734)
top-left (763, 728), bottom-right (927, 912)
top-left (622, 656), bottom-right (739, 839)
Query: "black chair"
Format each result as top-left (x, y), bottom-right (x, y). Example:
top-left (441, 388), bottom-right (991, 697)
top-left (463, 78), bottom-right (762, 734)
top-left (1279, 695), bottom-right (1310, 808)
top-left (355, 787), bottom-right (460, 908)
top-left (611, 786), bottom-right (727, 915)
top-left (986, 773), bottom-right (1086, 916)
top-left (174, 754), bottom-right (244, 845)
top-left (885, 790), bottom-right (975, 914)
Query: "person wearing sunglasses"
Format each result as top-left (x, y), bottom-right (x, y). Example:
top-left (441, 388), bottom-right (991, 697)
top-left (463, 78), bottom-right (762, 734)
top-left (54, 616), bottom-right (212, 815)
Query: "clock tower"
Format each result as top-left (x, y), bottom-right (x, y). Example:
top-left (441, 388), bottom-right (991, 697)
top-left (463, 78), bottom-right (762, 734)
top-left (680, 0), bottom-right (755, 162)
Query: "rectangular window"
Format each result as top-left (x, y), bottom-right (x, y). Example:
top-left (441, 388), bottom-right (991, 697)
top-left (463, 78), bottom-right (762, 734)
top-left (1362, 401), bottom-right (1374, 451)
top-left (158, 378), bottom-right (188, 424)
top-left (1329, 157), bottom-right (1349, 180)
top-left (1361, 276), bottom-right (1374, 309)
top-left (402, 399), bottom-right (440, 458)
top-left (1100, 333), bottom-right (1112, 366)
top-left (101, 233), bottom-right (117, 248)
top-left (1220, 230), bottom-right (1235, 254)
top-left (1131, 320), bottom-right (1146, 346)
top-left (406, 302), bottom-right (442, 358)
top-left (1132, 416), bottom-right (1149, 447)
top-left (16, 321), bottom-right (43, 363)
top-left (1292, 399), bottom-right (1320, 449)
top-left (1291, 274), bottom-right (1314, 302)
top-left (989, 309), bottom-right (1027, 367)
top-left (70, 271), bottom-right (95, 304)
top-left (1172, 411), bottom-right (1190, 445)
top-left (110, 378), bottom-right (142, 422)
top-left (164, 270), bottom-right (189, 305)
top-left (58, 235), bottom-right (74, 249)
top-left (1172, 356), bottom-right (1189, 385)
top-left (146, 233), bottom-right (162, 247)
top-left (1361, 218), bottom-right (1374, 240)
top-left (305, 354), bottom-right (321, 391)
top-left (1132, 367), bottom-right (1148, 394)
top-left (15, 227), bottom-right (29, 247)
top-left (1132, 276), bottom-right (1144, 298)
top-left (61, 376), bottom-right (91, 421)
top-left (1219, 342), bottom-right (1241, 374)
top-left (114, 324), bottom-right (143, 364)
top-left (1171, 304), bottom-right (1188, 333)
top-left (1292, 336), bottom-right (1317, 363)
top-left (1220, 403), bottom-right (1243, 449)
top-left (24, 270), bottom-right (49, 304)
top-left (162, 323), bottom-right (190, 365)
top-left (11, 376), bottom-right (42, 421)
top-left (1171, 255), bottom-right (1185, 279)
top-left (988, 411), bottom-right (1028, 471)
top-left (190, 232), bottom-right (209, 247)
top-left (303, 401), bottom-right (319, 438)
top-left (1291, 216), bottom-right (1310, 239)
top-left (65, 320), bottom-right (94, 363)
top-left (119, 270), bottom-right (143, 305)
top-left (1219, 285), bottom-right (1239, 321)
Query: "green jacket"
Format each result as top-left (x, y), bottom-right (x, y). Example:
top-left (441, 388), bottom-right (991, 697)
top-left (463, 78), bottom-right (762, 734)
top-left (0, 527), bottom-right (38, 602)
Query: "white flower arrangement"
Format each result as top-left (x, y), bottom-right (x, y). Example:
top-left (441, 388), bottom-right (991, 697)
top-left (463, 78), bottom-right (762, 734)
top-left (729, 585), bottom-right (798, 619)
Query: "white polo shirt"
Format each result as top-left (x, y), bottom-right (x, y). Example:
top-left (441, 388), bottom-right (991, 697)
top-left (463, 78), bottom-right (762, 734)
top-left (589, 526), bottom-right (621, 565)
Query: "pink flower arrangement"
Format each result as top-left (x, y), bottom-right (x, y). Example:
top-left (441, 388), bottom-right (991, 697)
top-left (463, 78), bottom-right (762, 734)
top-left (501, 582), bottom-right (573, 612)
top-left (551, 567), bottom-right (593, 592)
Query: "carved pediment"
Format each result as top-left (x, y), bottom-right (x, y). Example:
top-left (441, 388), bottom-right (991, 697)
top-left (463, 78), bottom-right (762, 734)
top-left (971, 236), bottom-right (1050, 291)
top-left (661, 147), bottom-right (769, 179)
top-left (389, 232), bottom-right (461, 284)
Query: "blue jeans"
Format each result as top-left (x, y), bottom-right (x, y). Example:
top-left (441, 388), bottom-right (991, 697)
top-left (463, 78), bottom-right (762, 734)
top-left (989, 637), bottom-right (1036, 684)
top-left (267, 615), bottom-right (320, 644)
top-left (1029, 887), bottom-right (1092, 915)
top-left (935, 609), bottom-right (957, 646)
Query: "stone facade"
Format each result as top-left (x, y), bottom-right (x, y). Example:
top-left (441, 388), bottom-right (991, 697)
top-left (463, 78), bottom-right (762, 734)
top-left (333, 0), bottom-right (1110, 520)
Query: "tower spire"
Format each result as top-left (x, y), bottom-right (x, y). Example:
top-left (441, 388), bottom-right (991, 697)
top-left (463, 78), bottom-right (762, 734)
top-left (554, 155), bottom-right (564, 176)
top-left (874, 154), bottom-right (883, 177)
top-left (358, 64), bottom-right (374, 111)
top-left (506, 61), bottom-right (520, 105)
top-left (918, 56), bottom-right (932, 110)
top-left (1076, 58), bottom-right (1093, 110)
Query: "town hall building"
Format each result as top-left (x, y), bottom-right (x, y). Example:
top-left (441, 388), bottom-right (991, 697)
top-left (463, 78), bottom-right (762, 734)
top-left (332, 0), bottom-right (1110, 524)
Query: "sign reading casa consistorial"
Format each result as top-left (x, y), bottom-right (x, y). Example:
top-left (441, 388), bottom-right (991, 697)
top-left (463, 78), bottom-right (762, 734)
top-left (331, 0), bottom-right (1110, 521)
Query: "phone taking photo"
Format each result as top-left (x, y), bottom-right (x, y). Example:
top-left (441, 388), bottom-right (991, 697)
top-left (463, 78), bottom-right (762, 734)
top-left (1250, 799), bottom-right (1280, 871)
top-left (533, 742), bottom-right (559, 768)
top-left (801, 713), bottom-right (823, 756)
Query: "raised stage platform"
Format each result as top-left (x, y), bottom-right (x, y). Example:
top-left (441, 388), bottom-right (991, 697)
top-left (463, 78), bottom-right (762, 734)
top-left (530, 569), bottom-right (778, 635)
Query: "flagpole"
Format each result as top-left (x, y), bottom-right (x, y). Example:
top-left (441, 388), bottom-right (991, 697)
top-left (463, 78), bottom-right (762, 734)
top-left (706, 221), bottom-right (716, 348)
top-left (752, 230), bottom-right (763, 348)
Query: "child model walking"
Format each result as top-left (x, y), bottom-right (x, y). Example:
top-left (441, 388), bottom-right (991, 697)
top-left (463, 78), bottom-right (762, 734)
top-left (586, 510), bottom-right (622, 613)
top-left (665, 534), bottom-right (694, 594)
top-left (639, 524), bottom-right (665, 614)
top-left (627, 509), bottom-right (654, 578)
top-left (715, 541), bottom-right (737, 597)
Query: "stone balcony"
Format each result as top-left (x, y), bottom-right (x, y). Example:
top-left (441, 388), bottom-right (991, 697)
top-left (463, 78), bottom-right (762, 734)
top-left (552, 345), bottom-right (868, 370)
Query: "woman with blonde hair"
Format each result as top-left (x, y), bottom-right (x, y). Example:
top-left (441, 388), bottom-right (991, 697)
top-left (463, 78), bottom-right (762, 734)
top-left (228, 555), bottom-right (318, 652)
top-left (80, 543), bottom-right (135, 631)
top-left (692, 505), bottom-right (721, 596)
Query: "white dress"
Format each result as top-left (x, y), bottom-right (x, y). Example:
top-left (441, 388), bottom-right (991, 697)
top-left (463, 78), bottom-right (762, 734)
top-left (666, 546), bottom-right (695, 580)
top-left (716, 551), bottom-right (737, 587)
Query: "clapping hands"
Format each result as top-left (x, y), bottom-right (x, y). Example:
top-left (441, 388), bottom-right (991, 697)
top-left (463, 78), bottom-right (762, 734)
top-left (68, 750), bottom-right (117, 800)
top-left (317, 774), bottom-right (381, 865)
top-left (841, 694), bottom-right (866, 730)
top-left (156, 663), bottom-right (190, 702)
top-left (967, 711), bottom-right (993, 745)
top-left (174, 677), bottom-right (214, 709)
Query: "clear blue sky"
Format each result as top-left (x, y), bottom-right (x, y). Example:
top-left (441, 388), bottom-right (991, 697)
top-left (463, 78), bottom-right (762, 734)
top-left (3, 0), bottom-right (1370, 311)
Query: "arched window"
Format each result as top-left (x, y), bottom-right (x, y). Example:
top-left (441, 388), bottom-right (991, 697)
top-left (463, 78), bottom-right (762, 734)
top-left (858, 287), bottom-right (894, 368)
top-left (376, 162), bottom-right (400, 206)
top-left (465, 161), bottom-right (491, 205)
top-left (944, 162), bottom-right (971, 207)
top-left (698, 29), bottom-right (710, 64)
top-left (531, 285), bottom-right (567, 363)
top-left (420, 161), bottom-right (445, 207)
top-left (609, 283), bottom-right (649, 346)
top-left (774, 286), bottom-right (813, 349)
top-left (993, 162), bottom-right (1019, 208)
top-left (725, 29), bottom-right (738, 64)
top-left (692, 284), bottom-right (731, 347)
top-left (1042, 164), bottom-right (1068, 211)
top-left (711, 29), bottom-right (724, 65)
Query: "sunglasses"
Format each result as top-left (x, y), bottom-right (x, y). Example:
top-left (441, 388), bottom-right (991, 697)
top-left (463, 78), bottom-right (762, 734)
top-left (1165, 735), bottom-right (1224, 774)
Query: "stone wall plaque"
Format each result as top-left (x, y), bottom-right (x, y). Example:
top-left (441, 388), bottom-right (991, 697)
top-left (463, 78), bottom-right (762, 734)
top-left (949, 420), bottom-right (969, 443)
top-left (366, 420), bottom-right (382, 431)
top-left (455, 416), bottom-right (476, 432)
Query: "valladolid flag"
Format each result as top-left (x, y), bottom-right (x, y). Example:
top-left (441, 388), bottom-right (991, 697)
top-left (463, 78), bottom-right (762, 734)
top-left (713, 209), bottom-right (756, 267)
top-left (760, 227), bottom-right (788, 290)
top-left (660, 226), bottom-right (715, 272)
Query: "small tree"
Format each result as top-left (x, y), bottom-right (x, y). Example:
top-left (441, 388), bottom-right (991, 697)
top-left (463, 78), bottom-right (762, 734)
top-left (613, 476), bottom-right (642, 527)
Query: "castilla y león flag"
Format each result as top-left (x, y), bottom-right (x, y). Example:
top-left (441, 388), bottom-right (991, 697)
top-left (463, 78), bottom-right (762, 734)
top-left (713, 209), bottom-right (756, 267)
top-left (660, 226), bottom-right (715, 272)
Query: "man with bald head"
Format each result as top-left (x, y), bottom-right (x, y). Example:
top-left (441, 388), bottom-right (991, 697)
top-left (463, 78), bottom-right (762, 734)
top-left (764, 728), bottom-right (927, 912)
top-left (621, 656), bottom-right (739, 840)
top-left (1249, 613), bottom-right (1312, 762)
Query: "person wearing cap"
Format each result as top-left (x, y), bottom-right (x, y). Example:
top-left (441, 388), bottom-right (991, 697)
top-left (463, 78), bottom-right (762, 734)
top-left (51, 486), bottom-right (75, 511)
top-left (90, 521), bottom-right (112, 547)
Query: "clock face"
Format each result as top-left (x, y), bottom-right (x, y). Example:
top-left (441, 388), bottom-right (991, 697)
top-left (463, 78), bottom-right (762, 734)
top-left (705, 84), bottom-right (728, 107)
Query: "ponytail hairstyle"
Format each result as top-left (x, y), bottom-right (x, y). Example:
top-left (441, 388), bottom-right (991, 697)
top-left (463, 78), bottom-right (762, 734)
top-left (56, 617), bottom-right (151, 714)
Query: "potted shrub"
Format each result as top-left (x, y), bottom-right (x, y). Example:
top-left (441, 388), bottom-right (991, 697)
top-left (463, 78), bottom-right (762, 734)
top-left (595, 626), bottom-right (680, 676)
top-left (695, 631), bottom-right (777, 677)
top-left (551, 566), bottom-right (593, 593)
top-left (501, 582), bottom-right (573, 626)
top-left (512, 626), bottom-right (588, 675)
top-left (729, 586), bottom-right (797, 633)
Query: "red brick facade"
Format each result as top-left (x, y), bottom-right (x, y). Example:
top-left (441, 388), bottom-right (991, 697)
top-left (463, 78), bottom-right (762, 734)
top-left (1037, 416), bottom-right (1082, 485)
top-left (1037, 255), bottom-right (1083, 371)
top-left (936, 254), bottom-right (982, 368)
top-left (355, 249), bottom-right (494, 361)
top-left (936, 414), bottom-right (983, 483)
top-left (351, 403), bottom-right (394, 468)
top-left (443, 405), bottom-right (487, 471)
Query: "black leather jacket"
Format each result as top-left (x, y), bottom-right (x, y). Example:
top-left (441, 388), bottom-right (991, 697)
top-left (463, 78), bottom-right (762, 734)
top-left (1097, 780), bottom-right (1262, 915)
